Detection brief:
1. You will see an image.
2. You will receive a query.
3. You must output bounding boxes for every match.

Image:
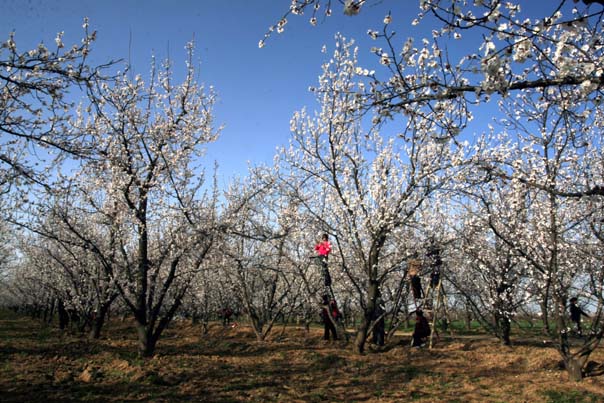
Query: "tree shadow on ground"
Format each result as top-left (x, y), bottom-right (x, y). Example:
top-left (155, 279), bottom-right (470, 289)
top-left (2, 313), bottom-right (604, 403)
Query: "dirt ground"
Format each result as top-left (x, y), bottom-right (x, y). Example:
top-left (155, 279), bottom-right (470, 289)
top-left (1, 311), bottom-right (603, 403)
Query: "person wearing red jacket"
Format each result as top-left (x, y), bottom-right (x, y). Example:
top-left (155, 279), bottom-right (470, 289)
top-left (314, 233), bottom-right (333, 287)
top-left (315, 233), bottom-right (332, 258)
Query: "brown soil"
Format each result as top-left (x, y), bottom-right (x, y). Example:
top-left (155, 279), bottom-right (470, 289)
top-left (1, 312), bottom-right (603, 403)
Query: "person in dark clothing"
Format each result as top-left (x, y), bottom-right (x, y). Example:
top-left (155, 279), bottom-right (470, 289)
top-left (408, 259), bottom-right (423, 300)
top-left (411, 274), bottom-right (423, 299)
top-left (412, 309), bottom-right (431, 347)
top-left (320, 294), bottom-right (339, 341)
top-left (569, 297), bottom-right (590, 336)
top-left (371, 301), bottom-right (385, 346)
top-left (426, 241), bottom-right (442, 288)
top-left (220, 307), bottom-right (233, 327)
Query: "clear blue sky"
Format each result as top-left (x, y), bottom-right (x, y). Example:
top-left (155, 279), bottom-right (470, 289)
top-left (1, 0), bottom-right (560, 185)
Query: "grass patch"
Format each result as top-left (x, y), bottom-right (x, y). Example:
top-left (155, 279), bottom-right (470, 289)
top-left (310, 352), bottom-right (345, 371)
top-left (397, 365), bottom-right (422, 378)
top-left (542, 390), bottom-right (601, 403)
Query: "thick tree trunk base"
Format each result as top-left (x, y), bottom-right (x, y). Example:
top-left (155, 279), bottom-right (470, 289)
top-left (353, 327), bottom-right (368, 354)
top-left (565, 358), bottom-right (584, 381)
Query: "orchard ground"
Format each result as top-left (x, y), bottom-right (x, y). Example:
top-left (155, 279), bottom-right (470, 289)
top-left (0, 310), bottom-right (603, 403)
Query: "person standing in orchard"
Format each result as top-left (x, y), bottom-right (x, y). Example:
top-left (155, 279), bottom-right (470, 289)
top-left (411, 309), bottom-right (431, 347)
top-left (320, 294), bottom-right (340, 341)
top-left (569, 297), bottom-right (590, 336)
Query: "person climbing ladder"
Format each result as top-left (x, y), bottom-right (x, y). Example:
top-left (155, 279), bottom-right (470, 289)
top-left (314, 233), bottom-right (332, 287)
top-left (426, 239), bottom-right (442, 289)
top-left (408, 258), bottom-right (423, 309)
top-left (311, 233), bottom-right (349, 343)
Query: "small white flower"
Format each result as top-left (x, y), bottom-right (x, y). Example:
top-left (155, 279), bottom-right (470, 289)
top-left (55, 31), bottom-right (64, 48)
top-left (380, 53), bottom-right (390, 65)
top-left (383, 14), bottom-right (392, 25)
top-left (258, 40), bottom-right (265, 49)
top-left (277, 18), bottom-right (287, 33)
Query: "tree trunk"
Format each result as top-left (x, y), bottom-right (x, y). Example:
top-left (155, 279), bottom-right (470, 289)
top-left (44, 298), bottom-right (55, 324)
top-left (465, 305), bottom-right (473, 331)
top-left (540, 300), bottom-right (551, 335)
top-left (353, 320), bottom-right (369, 354)
top-left (353, 281), bottom-right (379, 354)
top-left (497, 316), bottom-right (511, 346)
top-left (88, 303), bottom-right (111, 339)
top-left (565, 357), bottom-right (584, 381)
top-left (556, 296), bottom-right (587, 381)
top-left (58, 300), bottom-right (69, 330)
top-left (136, 321), bottom-right (157, 357)
top-left (89, 314), bottom-right (104, 339)
top-left (248, 310), bottom-right (266, 341)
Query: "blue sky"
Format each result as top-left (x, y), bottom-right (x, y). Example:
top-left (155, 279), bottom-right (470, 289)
top-left (1, 0), bottom-right (564, 186)
top-left (0, 0), bottom-right (416, 185)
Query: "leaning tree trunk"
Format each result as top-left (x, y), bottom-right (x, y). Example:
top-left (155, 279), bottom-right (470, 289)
top-left (353, 316), bottom-right (370, 354)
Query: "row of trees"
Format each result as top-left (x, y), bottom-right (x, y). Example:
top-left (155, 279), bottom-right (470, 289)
top-left (0, 0), bottom-right (603, 381)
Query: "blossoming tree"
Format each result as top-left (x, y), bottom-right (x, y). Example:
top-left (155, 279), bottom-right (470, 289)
top-left (277, 35), bottom-right (464, 353)
top-left (0, 19), bottom-right (113, 192)
top-left (35, 43), bottom-right (223, 356)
